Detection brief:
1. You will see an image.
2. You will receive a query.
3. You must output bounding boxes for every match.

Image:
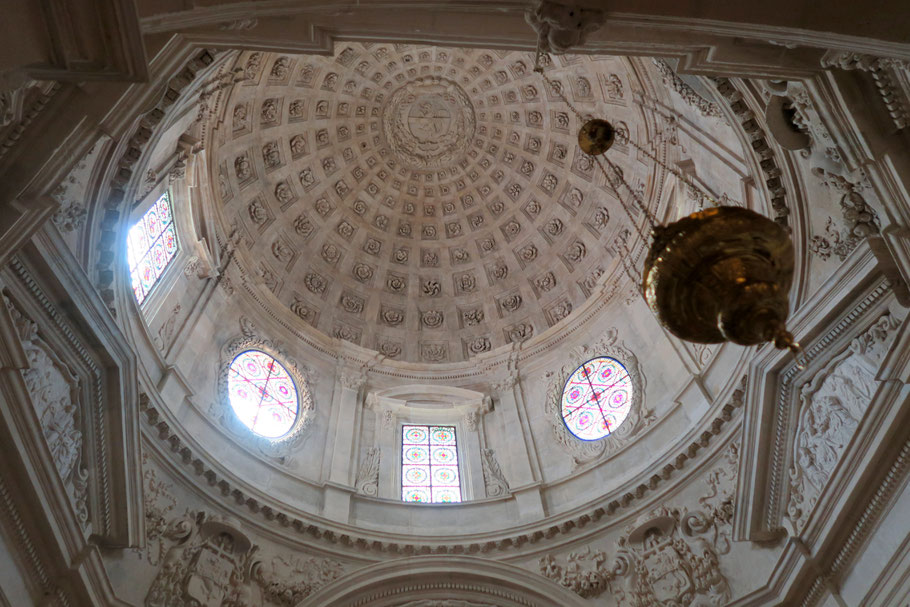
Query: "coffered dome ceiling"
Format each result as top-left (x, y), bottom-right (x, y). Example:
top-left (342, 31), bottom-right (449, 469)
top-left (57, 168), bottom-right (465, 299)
top-left (212, 45), bottom-right (669, 363)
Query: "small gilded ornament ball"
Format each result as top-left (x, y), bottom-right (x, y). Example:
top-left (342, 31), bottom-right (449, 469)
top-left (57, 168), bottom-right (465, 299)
top-left (578, 119), bottom-right (615, 155)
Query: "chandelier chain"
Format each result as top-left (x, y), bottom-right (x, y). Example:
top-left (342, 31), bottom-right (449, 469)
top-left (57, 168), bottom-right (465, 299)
top-left (614, 130), bottom-right (719, 208)
top-left (535, 48), bottom-right (719, 209)
top-left (597, 155), bottom-right (659, 231)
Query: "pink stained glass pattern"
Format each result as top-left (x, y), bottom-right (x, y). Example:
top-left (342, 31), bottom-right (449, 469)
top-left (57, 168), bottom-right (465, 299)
top-left (401, 424), bottom-right (461, 503)
top-left (560, 357), bottom-right (634, 441)
top-left (227, 350), bottom-right (299, 438)
top-left (127, 192), bottom-right (179, 303)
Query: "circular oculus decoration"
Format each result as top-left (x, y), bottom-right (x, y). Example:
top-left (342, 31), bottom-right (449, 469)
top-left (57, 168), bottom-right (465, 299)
top-left (560, 356), bottom-right (633, 441)
top-left (227, 350), bottom-right (300, 438)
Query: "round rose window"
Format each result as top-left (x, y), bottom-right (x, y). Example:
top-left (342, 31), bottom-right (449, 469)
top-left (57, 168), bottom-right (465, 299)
top-left (227, 350), bottom-right (299, 438)
top-left (560, 357), bottom-right (633, 441)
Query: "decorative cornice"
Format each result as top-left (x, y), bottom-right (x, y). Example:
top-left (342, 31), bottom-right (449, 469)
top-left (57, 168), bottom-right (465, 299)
top-left (138, 374), bottom-right (745, 556)
top-left (713, 77), bottom-right (791, 225)
top-left (96, 48), bottom-right (219, 309)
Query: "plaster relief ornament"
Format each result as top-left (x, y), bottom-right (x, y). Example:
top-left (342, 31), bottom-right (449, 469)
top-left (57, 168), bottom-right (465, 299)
top-left (8, 300), bottom-right (89, 527)
top-left (255, 553), bottom-right (345, 606)
top-left (291, 298), bottom-right (313, 321)
top-left (261, 98), bottom-right (279, 123)
top-left (248, 198), bottom-right (267, 224)
top-left (463, 308), bottom-right (484, 326)
top-left (234, 155), bottom-right (252, 181)
top-left (507, 322), bottom-right (534, 343)
top-left (232, 103), bottom-right (248, 129)
top-left (352, 263), bottom-right (374, 283)
top-left (52, 201), bottom-right (87, 233)
top-left (378, 341), bottom-right (402, 358)
top-left (145, 512), bottom-right (257, 607)
top-left (540, 506), bottom-right (731, 604)
top-left (262, 141), bottom-right (281, 168)
top-left (481, 448), bottom-right (510, 497)
top-left (550, 300), bottom-right (573, 322)
top-left (382, 76), bottom-right (476, 170)
top-left (565, 240), bottom-right (587, 263)
top-left (304, 272), bottom-right (327, 294)
top-left (536, 272), bottom-right (556, 292)
top-left (314, 198), bottom-right (332, 217)
top-left (341, 294), bottom-right (365, 315)
top-left (605, 74), bottom-right (624, 100)
top-left (364, 238), bottom-right (382, 255)
top-left (786, 313), bottom-right (898, 529)
top-left (274, 181), bottom-right (294, 206)
top-left (458, 273), bottom-right (476, 292)
top-left (381, 307), bottom-right (405, 326)
top-left (421, 310), bottom-right (444, 329)
top-left (469, 336), bottom-right (492, 354)
top-left (270, 56), bottom-right (290, 79)
top-left (337, 220), bottom-right (355, 238)
top-left (299, 168), bottom-right (316, 188)
top-left (321, 243), bottom-right (341, 265)
top-left (421, 343), bottom-right (447, 362)
top-left (387, 275), bottom-right (407, 293)
top-left (289, 134), bottom-right (307, 156)
top-left (422, 278), bottom-right (441, 297)
top-left (272, 240), bottom-right (293, 263)
top-left (293, 214), bottom-right (314, 238)
top-left (501, 294), bottom-right (523, 313)
top-left (355, 446), bottom-right (381, 496)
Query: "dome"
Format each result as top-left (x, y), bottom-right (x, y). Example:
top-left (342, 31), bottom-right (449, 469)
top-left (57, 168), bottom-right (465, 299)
top-left (214, 46), bottom-right (662, 362)
top-left (3, 3), bottom-right (909, 606)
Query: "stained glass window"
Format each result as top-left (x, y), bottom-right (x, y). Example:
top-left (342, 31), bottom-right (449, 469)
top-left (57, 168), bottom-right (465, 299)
top-left (561, 357), bottom-right (634, 441)
top-left (127, 191), bottom-right (179, 304)
top-left (227, 350), bottom-right (299, 438)
top-left (401, 425), bottom-right (461, 503)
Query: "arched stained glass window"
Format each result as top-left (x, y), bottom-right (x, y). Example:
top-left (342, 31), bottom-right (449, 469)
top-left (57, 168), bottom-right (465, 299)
top-left (561, 356), bottom-right (633, 441)
top-left (402, 425), bottom-right (461, 503)
top-left (127, 192), bottom-right (179, 304)
top-left (227, 350), bottom-right (299, 438)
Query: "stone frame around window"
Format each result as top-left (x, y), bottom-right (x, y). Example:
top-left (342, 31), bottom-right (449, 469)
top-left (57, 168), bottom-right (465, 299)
top-left (364, 385), bottom-right (492, 503)
top-left (126, 186), bottom-right (180, 310)
top-left (216, 328), bottom-right (314, 462)
top-left (544, 328), bottom-right (651, 467)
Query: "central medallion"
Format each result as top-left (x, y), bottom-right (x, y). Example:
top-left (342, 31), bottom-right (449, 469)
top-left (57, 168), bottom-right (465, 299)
top-left (382, 76), bottom-right (476, 170)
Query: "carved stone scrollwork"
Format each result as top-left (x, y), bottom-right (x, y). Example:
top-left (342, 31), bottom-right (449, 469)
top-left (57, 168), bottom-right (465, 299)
top-left (540, 444), bottom-right (737, 603)
top-left (145, 509), bottom-right (346, 606)
top-left (481, 448), bottom-right (510, 497)
top-left (651, 59), bottom-right (724, 119)
top-left (808, 168), bottom-right (881, 263)
top-left (490, 374), bottom-right (518, 396)
top-left (216, 319), bottom-right (315, 463)
top-left (255, 553), bottom-right (345, 606)
top-left (786, 313), bottom-right (898, 530)
top-left (525, 1), bottom-right (605, 54)
top-left (339, 372), bottom-right (366, 391)
top-left (5, 297), bottom-right (90, 529)
top-left (543, 328), bottom-right (652, 466)
top-left (355, 446), bottom-right (380, 496)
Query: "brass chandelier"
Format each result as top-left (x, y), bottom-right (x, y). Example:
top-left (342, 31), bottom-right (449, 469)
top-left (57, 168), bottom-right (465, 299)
top-left (533, 51), bottom-right (802, 359)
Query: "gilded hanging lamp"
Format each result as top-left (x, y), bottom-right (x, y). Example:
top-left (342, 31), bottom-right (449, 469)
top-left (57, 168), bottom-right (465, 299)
top-left (534, 51), bottom-right (801, 356)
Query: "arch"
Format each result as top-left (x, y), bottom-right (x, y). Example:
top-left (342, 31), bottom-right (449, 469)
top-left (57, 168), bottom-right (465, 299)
top-left (302, 556), bottom-right (589, 607)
